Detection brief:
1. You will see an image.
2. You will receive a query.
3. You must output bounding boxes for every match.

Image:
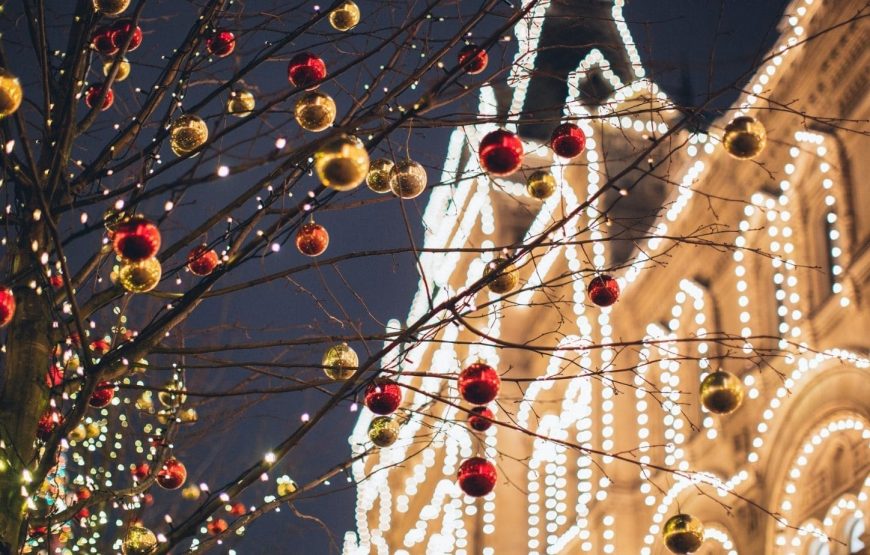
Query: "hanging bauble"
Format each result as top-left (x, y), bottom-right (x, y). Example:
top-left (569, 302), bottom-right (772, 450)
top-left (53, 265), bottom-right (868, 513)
top-left (103, 58), bottom-right (131, 82)
top-left (322, 342), bottom-right (359, 380)
top-left (526, 170), bottom-right (556, 200)
top-left (118, 257), bottom-right (162, 293)
top-left (0, 69), bottom-right (23, 119)
top-left (158, 383), bottom-right (187, 407)
top-left (206, 30), bottom-right (236, 58)
top-left (122, 525), bottom-right (157, 555)
top-left (131, 463), bottom-right (150, 481)
top-left (156, 458), bottom-right (187, 490)
top-left (187, 246), bottom-right (219, 276)
top-left (179, 408), bottom-right (198, 423)
top-left (479, 129), bottom-right (523, 176)
top-left (287, 52), bottom-right (327, 89)
top-left (483, 257), bottom-right (519, 294)
top-left (276, 476), bottom-right (298, 496)
top-left (368, 415), bottom-right (400, 447)
top-left (207, 519), bottom-right (228, 535)
top-left (229, 502), bottom-right (246, 516)
top-left (92, 26), bottom-right (119, 55)
top-left (69, 424), bottom-right (87, 442)
top-left (700, 370), bottom-right (744, 415)
top-left (458, 362), bottom-right (500, 405)
top-left (111, 19), bottom-right (143, 52)
top-left (329, 1), bottom-right (361, 32)
top-left (314, 134), bottom-right (370, 191)
top-left (366, 159), bottom-right (394, 193)
top-left (90, 338), bottom-right (111, 355)
top-left (0, 286), bottom-right (15, 327)
top-left (85, 83), bottom-right (115, 111)
top-left (295, 222), bottom-right (329, 257)
top-left (364, 379), bottom-right (402, 415)
top-left (550, 123), bottom-right (586, 158)
top-left (93, 0), bottom-right (130, 16)
top-left (663, 513), bottom-right (705, 554)
top-left (723, 116), bottom-right (766, 160)
top-left (389, 160), bottom-right (428, 199)
top-left (226, 89), bottom-right (255, 117)
top-left (88, 381), bottom-right (116, 408)
top-left (181, 484), bottom-right (200, 500)
top-left (37, 409), bottom-right (63, 441)
top-left (112, 216), bottom-right (160, 261)
top-left (458, 44), bottom-right (488, 75)
top-left (169, 114), bottom-right (208, 157)
top-left (457, 457), bottom-right (497, 497)
top-left (468, 406), bottom-right (494, 432)
top-left (587, 274), bottom-right (619, 307)
top-left (294, 91), bottom-right (336, 132)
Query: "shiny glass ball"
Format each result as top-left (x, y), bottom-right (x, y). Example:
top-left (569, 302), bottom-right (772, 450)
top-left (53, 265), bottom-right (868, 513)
top-left (468, 406), bottom-right (494, 432)
top-left (0, 69), bottom-right (24, 118)
top-left (111, 19), bottom-right (143, 52)
top-left (85, 84), bottom-right (114, 111)
top-left (314, 134), bottom-right (370, 191)
top-left (458, 44), bottom-right (488, 74)
top-left (366, 159), bottom-right (394, 193)
top-left (169, 114), bottom-right (208, 157)
top-left (526, 170), bottom-right (557, 199)
top-left (156, 458), bottom-right (187, 490)
top-left (368, 415), bottom-right (400, 447)
top-left (484, 257), bottom-right (519, 294)
top-left (458, 362), bottom-right (500, 405)
top-left (389, 160), bottom-right (428, 199)
top-left (103, 58), bottom-right (131, 82)
top-left (550, 123), bottom-right (586, 158)
top-left (122, 525), bottom-right (158, 555)
top-left (329, 1), bottom-right (361, 32)
top-left (587, 274), bottom-right (619, 307)
top-left (207, 519), bottom-right (228, 535)
top-left (226, 89), bottom-right (255, 117)
top-left (479, 129), bottom-right (523, 176)
top-left (700, 370), bottom-right (745, 415)
top-left (287, 52), bottom-right (327, 89)
top-left (206, 30), bottom-right (236, 58)
top-left (118, 258), bottom-right (162, 293)
top-left (88, 382), bottom-right (116, 408)
top-left (295, 222), bottom-right (329, 257)
top-left (294, 91), bottom-right (336, 132)
top-left (723, 116), bottom-right (766, 160)
top-left (37, 409), bottom-right (63, 441)
top-left (322, 342), bottom-right (358, 380)
top-left (92, 26), bottom-right (119, 56)
top-left (0, 286), bottom-right (15, 327)
top-left (187, 246), bottom-right (219, 276)
top-left (92, 0), bottom-right (130, 16)
top-left (112, 216), bottom-right (161, 261)
top-left (364, 379), bottom-right (402, 415)
top-left (663, 513), bottom-right (705, 554)
top-left (457, 457), bottom-right (497, 497)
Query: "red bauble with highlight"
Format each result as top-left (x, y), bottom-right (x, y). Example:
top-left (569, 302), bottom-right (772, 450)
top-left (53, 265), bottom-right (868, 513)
top-left (550, 123), bottom-right (586, 158)
top-left (458, 362), bottom-right (500, 405)
top-left (111, 19), bottom-right (143, 52)
top-left (89, 338), bottom-right (111, 356)
top-left (37, 409), bottom-right (63, 441)
top-left (458, 44), bottom-right (488, 75)
top-left (364, 379), bottom-right (402, 415)
top-left (92, 26), bottom-right (118, 56)
top-left (187, 246), bottom-right (219, 276)
top-left (295, 222), bottom-right (329, 257)
top-left (468, 406), bottom-right (494, 432)
top-left (457, 457), bottom-right (497, 497)
top-left (587, 274), bottom-right (619, 307)
top-left (207, 519), bottom-right (228, 535)
top-left (156, 458), bottom-right (187, 490)
top-left (206, 30), bottom-right (236, 58)
top-left (287, 52), bottom-right (327, 89)
top-left (112, 216), bottom-right (161, 262)
top-left (479, 129), bottom-right (523, 176)
top-left (89, 382), bottom-right (116, 408)
top-left (131, 463), bottom-right (150, 481)
top-left (0, 286), bottom-right (15, 327)
top-left (85, 84), bottom-right (114, 111)
top-left (229, 502), bottom-right (246, 516)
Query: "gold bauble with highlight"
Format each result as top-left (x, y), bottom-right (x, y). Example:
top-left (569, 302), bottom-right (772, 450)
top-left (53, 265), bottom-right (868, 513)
top-left (329, 1), bottom-right (361, 32)
top-left (294, 91), bottom-right (336, 132)
top-left (92, 0), bottom-right (130, 16)
top-left (389, 160), bottom-right (428, 199)
top-left (663, 513), bottom-right (704, 554)
top-left (368, 415), bottom-right (400, 447)
top-left (226, 90), bottom-right (255, 118)
top-left (484, 257), bottom-right (519, 294)
top-left (277, 476), bottom-right (298, 497)
top-left (103, 58), bottom-right (131, 82)
top-left (723, 116), bottom-right (766, 160)
top-left (314, 134), bottom-right (370, 191)
top-left (122, 525), bottom-right (158, 555)
top-left (0, 69), bottom-right (23, 119)
top-left (322, 342), bottom-right (358, 380)
top-left (700, 370), bottom-right (744, 415)
top-left (118, 258), bottom-right (161, 293)
top-left (169, 114), bottom-right (208, 157)
top-left (158, 383), bottom-right (187, 407)
top-left (526, 170), bottom-right (556, 199)
top-left (366, 158), bottom-right (394, 193)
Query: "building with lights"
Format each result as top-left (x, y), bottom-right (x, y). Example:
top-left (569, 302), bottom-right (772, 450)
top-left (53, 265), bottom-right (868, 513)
top-left (345, 0), bottom-right (869, 553)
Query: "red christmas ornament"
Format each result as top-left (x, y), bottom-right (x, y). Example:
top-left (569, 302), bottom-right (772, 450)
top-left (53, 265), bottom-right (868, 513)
top-left (77, 488), bottom-right (92, 501)
top-left (156, 458), bottom-right (187, 490)
top-left (92, 26), bottom-right (118, 56)
top-left (88, 381), bottom-right (116, 408)
top-left (363, 379), bottom-right (402, 415)
top-left (229, 502), bottom-right (246, 516)
top-left (46, 365), bottom-right (64, 388)
top-left (587, 274), bottom-right (619, 307)
top-left (37, 409), bottom-right (63, 441)
top-left (131, 463), bottom-right (150, 481)
top-left (85, 84), bottom-right (114, 111)
top-left (479, 129), bottom-right (523, 176)
top-left (458, 44), bottom-right (488, 75)
top-left (49, 274), bottom-right (64, 289)
top-left (187, 246), bottom-right (219, 276)
top-left (75, 506), bottom-right (91, 520)
top-left (111, 19), bottom-right (143, 52)
top-left (287, 52), bottom-right (327, 89)
top-left (207, 519), bottom-right (228, 535)
top-left (550, 123), bottom-right (586, 158)
top-left (0, 286), bottom-right (15, 327)
top-left (295, 222), bottom-right (329, 257)
top-left (206, 30), bottom-right (236, 58)
top-left (89, 338), bottom-right (111, 356)
top-left (458, 362), bottom-right (500, 405)
top-left (468, 406), bottom-right (494, 432)
top-left (112, 216), bottom-right (161, 262)
top-left (28, 526), bottom-right (48, 539)
top-left (457, 457), bottom-right (497, 497)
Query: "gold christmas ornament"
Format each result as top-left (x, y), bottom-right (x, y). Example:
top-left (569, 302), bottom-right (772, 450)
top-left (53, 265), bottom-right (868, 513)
top-left (69, 424), bottom-right (87, 442)
top-left (103, 58), bottom-right (131, 82)
top-left (322, 342), bottom-right (359, 380)
top-left (92, 0), bottom-right (130, 16)
top-left (118, 257), bottom-right (162, 293)
top-left (226, 90), bottom-right (255, 117)
top-left (368, 415), bottom-right (399, 447)
top-left (135, 391), bottom-right (154, 411)
top-left (663, 513), bottom-right (705, 554)
top-left (0, 69), bottom-right (24, 119)
top-left (722, 116), bottom-right (766, 160)
top-left (526, 170), bottom-right (556, 200)
top-left (366, 158), bottom-right (394, 193)
top-left (158, 383), bottom-right (187, 407)
top-left (86, 422), bottom-right (102, 438)
top-left (484, 257), bottom-right (519, 294)
top-left (179, 408), bottom-right (198, 423)
top-left (700, 370), bottom-right (745, 415)
top-left (314, 134), bottom-right (370, 191)
top-left (294, 91), bottom-right (337, 132)
top-left (181, 484), bottom-right (201, 500)
top-left (328, 1), bottom-right (361, 32)
top-left (122, 525), bottom-right (158, 555)
top-left (169, 114), bottom-right (208, 157)
top-left (389, 160), bottom-right (428, 199)
top-left (277, 475), bottom-right (298, 497)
